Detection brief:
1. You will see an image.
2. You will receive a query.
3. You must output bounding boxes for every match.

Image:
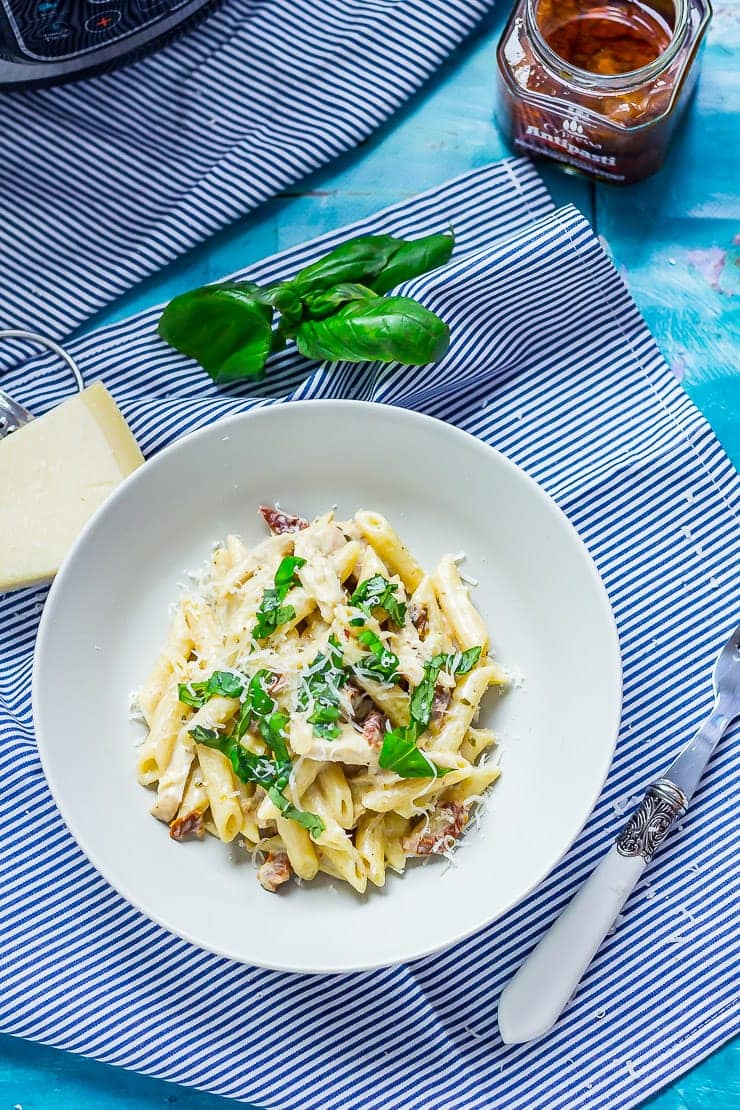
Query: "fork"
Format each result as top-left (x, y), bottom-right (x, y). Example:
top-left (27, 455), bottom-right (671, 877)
top-left (498, 622), bottom-right (740, 1044)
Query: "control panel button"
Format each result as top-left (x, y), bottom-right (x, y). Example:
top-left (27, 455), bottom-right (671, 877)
top-left (84, 9), bottom-right (120, 30)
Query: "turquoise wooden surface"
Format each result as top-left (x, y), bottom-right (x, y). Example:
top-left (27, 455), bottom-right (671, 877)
top-left (2, 1), bottom-right (738, 1106)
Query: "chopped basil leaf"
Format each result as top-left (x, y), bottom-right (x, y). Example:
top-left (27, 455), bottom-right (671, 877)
top-left (274, 554), bottom-right (306, 587)
top-left (247, 670), bottom-right (276, 717)
top-left (432, 646), bottom-right (482, 676)
top-left (409, 661), bottom-right (442, 730)
top-left (258, 711), bottom-right (291, 764)
top-left (229, 746), bottom-right (279, 786)
top-left (355, 627), bottom-right (400, 684)
top-left (379, 727), bottom-right (449, 779)
top-left (309, 705), bottom-right (341, 723)
top-left (179, 669), bottom-right (245, 709)
top-left (206, 670), bottom-right (244, 699)
top-left (253, 556), bottom-right (306, 640)
top-left (297, 634), bottom-right (347, 740)
top-left (233, 698), bottom-right (252, 741)
top-left (351, 574), bottom-right (407, 627)
top-left (178, 681), bottom-right (209, 708)
top-left (188, 725), bottom-right (221, 744)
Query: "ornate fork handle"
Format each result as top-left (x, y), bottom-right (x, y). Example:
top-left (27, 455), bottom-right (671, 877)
top-left (616, 778), bottom-right (689, 862)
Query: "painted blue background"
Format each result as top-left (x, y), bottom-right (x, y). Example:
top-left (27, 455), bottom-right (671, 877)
top-left (2, 0), bottom-right (738, 1105)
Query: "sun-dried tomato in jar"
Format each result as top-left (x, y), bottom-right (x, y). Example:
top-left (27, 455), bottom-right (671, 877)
top-left (495, 0), bottom-right (712, 183)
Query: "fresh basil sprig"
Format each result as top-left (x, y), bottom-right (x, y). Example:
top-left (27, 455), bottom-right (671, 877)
top-left (157, 230), bottom-right (454, 383)
top-left (351, 575), bottom-right (406, 628)
top-left (378, 645), bottom-right (483, 779)
top-left (253, 555), bottom-right (306, 641)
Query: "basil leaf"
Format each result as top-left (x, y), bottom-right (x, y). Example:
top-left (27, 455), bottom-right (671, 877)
top-left (309, 705), bottom-right (341, 723)
top-left (355, 628), bottom-right (400, 683)
top-left (292, 235), bottom-right (405, 294)
top-left (358, 628), bottom-right (383, 652)
top-left (453, 646), bottom-right (482, 674)
top-left (379, 728), bottom-right (450, 779)
top-left (303, 282), bottom-right (377, 320)
top-left (229, 747), bottom-right (277, 786)
top-left (295, 296), bottom-right (450, 365)
top-left (274, 554), bottom-right (306, 588)
top-left (267, 786), bottom-right (325, 837)
top-left (179, 670), bottom-right (245, 709)
top-left (233, 698), bottom-right (252, 741)
top-left (158, 282), bottom-right (274, 383)
top-left (259, 712), bottom-right (290, 764)
top-left (178, 681), bottom-right (209, 708)
top-left (247, 670), bottom-right (275, 717)
top-left (370, 231), bottom-right (454, 295)
top-left (206, 670), bottom-right (244, 699)
top-left (292, 232), bottom-right (454, 297)
top-left (261, 283), bottom-right (304, 327)
top-left (253, 556), bottom-right (305, 640)
top-left (188, 725), bottom-right (221, 744)
top-left (351, 575), bottom-right (406, 627)
top-left (409, 660), bottom-right (443, 730)
top-left (431, 646), bottom-right (483, 676)
top-left (297, 634), bottom-right (348, 740)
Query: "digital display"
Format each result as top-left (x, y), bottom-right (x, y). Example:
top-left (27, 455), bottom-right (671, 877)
top-left (0, 0), bottom-right (191, 60)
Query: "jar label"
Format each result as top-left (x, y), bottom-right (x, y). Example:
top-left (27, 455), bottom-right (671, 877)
top-left (515, 121), bottom-right (625, 182)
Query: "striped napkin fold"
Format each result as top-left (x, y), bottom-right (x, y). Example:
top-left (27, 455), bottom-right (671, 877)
top-left (0, 0), bottom-right (493, 367)
top-left (1, 159), bottom-right (738, 1110)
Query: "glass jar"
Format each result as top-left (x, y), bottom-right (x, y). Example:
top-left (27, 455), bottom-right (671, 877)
top-left (495, 0), bottom-right (712, 183)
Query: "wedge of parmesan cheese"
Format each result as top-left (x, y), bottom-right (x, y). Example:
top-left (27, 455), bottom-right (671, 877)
top-left (0, 381), bottom-right (143, 591)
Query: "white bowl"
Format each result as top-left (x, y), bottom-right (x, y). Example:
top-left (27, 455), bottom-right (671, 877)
top-left (33, 401), bottom-right (621, 973)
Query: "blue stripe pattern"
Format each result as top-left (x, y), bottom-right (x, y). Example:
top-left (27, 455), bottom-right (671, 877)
top-left (1, 159), bottom-right (738, 1110)
top-left (0, 0), bottom-right (492, 368)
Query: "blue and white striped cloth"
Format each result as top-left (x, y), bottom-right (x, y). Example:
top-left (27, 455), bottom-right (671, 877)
top-left (1, 159), bottom-right (738, 1110)
top-left (0, 0), bottom-right (492, 363)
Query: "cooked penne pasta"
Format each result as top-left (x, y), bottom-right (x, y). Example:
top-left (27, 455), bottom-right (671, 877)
top-left (133, 505), bottom-right (510, 893)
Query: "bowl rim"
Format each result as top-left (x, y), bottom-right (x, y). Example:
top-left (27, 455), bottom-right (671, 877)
top-left (33, 398), bottom-right (623, 973)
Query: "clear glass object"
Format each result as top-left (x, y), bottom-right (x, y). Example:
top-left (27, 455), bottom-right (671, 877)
top-left (495, 0), bottom-right (712, 183)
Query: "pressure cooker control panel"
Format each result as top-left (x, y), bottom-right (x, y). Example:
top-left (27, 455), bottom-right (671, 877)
top-left (0, 0), bottom-right (191, 60)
